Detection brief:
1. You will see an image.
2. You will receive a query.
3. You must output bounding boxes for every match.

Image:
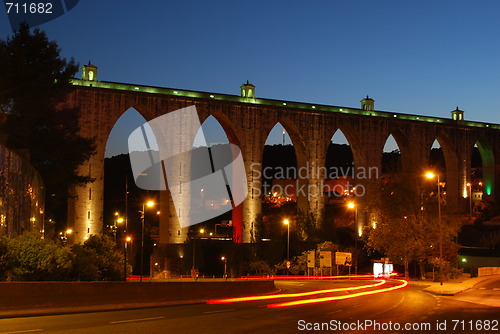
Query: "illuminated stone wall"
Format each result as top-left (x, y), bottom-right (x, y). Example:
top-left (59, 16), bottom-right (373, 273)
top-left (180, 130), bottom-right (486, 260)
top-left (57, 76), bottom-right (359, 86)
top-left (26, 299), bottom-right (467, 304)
top-left (0, 145), bottom-right (44, 237)
top-left (62, 79), bottom-right (500, 245)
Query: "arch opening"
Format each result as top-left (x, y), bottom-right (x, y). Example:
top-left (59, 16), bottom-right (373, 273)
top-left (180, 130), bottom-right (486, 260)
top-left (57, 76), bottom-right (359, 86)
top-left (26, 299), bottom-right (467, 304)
top-left (104, 107), bottom-right (159, 276)
top-left (259, 122), bottom-right (304, 266)
top-left (324, 129), bottom-right (358, 248)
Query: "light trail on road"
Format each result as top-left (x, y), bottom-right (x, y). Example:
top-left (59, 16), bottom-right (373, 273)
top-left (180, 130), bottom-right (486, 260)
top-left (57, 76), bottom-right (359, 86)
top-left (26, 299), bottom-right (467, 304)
top-left (267, 279), bottom-right (408, 308)
top-left (238, 273), bottom-right (397, 280)
top-left (207, 280), bottom-right (385, 304)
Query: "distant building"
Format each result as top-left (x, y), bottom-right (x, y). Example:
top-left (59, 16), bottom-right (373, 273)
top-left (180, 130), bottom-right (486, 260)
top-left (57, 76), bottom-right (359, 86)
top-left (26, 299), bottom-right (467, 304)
top-left (0, 144), bottom-right (44, 237)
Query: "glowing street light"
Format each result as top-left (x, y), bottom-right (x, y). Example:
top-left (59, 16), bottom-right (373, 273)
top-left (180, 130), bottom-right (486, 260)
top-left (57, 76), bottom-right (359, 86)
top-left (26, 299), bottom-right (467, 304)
top-left (60, 229), bottom-right (73, 245)
top-left (284, 219), bottom-right (290, 274)
top-left (221, 256), bottom-right (227, 279)
top-left (124, 236), bottom-right (131, 281)
top-left (192, 228), bottom-right (206, 278)
top-left (347, 202), bottom-right (359, 275)
top-left (140, 201), bottom-right (155, 282)
top-left (466, 182), bottom-right (473, 220)
top-left (426, 172), bottom-right (443, 286)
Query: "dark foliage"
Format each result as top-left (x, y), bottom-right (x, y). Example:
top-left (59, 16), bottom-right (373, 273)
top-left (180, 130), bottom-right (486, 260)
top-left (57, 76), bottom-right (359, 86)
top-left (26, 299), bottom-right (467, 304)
top-left (0, 23), bottom-right (96, 223)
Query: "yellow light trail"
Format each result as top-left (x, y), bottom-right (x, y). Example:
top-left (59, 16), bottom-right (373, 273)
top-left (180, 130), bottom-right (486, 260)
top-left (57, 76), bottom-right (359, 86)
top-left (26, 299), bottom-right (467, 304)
top-left (206, 280), bottom-right (386, 305)
top-left (267, 279), bottom-right (408, 308)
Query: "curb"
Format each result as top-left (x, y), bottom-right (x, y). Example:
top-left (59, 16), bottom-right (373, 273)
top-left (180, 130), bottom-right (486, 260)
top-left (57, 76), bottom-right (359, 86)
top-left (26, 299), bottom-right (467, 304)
top-left (421, 275), bottom-right (500, 296)
top-left (0, 299), bottom-right (207, 319)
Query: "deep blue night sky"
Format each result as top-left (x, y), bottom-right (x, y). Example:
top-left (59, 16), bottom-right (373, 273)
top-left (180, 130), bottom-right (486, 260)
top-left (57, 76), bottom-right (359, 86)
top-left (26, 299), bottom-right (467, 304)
top-left (2, 1), bottom-right (499, 156)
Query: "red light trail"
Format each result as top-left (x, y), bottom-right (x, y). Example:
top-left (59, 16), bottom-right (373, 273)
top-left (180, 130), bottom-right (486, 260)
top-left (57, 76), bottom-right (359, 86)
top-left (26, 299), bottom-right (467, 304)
top-left (267, 279), bottom-right (408, 308)
top-left (207, 280), bottom-right (386, 305)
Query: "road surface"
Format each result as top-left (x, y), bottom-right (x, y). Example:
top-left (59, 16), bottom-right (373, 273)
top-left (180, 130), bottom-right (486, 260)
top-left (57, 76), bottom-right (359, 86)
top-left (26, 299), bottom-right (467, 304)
top-left (0, 278), bottom-right (498, 333)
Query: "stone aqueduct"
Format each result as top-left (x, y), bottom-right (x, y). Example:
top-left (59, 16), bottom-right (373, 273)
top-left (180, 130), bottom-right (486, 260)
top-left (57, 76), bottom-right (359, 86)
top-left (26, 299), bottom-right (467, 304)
top-left (62, 65), bottom-right (500, 245)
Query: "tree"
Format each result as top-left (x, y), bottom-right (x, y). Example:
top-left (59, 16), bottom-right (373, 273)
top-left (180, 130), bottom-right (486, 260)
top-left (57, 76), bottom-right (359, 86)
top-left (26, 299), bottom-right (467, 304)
top-left (367, 180), bottom-right (459, 279)
top-left (0, 23), bottom-right (96, 224)
top-left (8, 232), bottom-right (72, 281)
top-left (70, 235), bottom-right (126, 281)
top-left (0, 237), bottom-right (11, 281)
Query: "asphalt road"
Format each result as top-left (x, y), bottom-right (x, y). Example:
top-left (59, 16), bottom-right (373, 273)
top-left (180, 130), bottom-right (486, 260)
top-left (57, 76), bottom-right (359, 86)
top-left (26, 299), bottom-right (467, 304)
top-left (0, 278), bottom-right (498, 334)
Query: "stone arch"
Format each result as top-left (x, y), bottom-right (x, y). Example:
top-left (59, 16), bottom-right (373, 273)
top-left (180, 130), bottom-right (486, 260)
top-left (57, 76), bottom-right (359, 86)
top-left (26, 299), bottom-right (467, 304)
top-left (433, 131), bottom-right (460, 211)
top-left (71, 104), bottom-right (156, 244)
top-left (276, 116), bottom-right (307, 166)
top-left (385, 128), bottom-right (410, 171)
top-left (208, 111), bottom-right (243, 147)
top-left (259, 117), bottom-right (307, 217)
top-left (332, 124), bottom-right (363, 168)
top-left (380, 133), bottom-right (404, 184)
top-left (474, 137), bottom-right (495, 201)
top-left (194, 113), bottom-right (245, 243)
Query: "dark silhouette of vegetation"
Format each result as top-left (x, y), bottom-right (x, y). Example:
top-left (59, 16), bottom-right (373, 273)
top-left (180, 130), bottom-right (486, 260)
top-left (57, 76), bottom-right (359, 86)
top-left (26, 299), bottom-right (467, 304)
top-left (0, 24), bottom-right (96, 225)
top-left (367, 180), bottom-right (460, 280)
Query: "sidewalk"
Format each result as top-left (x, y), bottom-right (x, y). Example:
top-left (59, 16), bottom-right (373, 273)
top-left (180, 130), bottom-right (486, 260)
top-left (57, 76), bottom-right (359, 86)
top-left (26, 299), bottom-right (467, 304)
top-left (411, 275), bottom-right (500, 296)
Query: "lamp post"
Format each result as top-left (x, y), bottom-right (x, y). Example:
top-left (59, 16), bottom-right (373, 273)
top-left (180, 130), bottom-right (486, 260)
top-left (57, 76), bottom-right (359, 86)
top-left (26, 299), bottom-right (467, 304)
top-left (124, 236), bottom-right (131, 281)
top-left (467, 182), bottom-right (473, 220)
top-left (347, 202), bottom-right (358, 275)
top-left (112, 212), bottom-right (124, 243)
top-left (284, 219), bottom-right (290, 275)
top-left (221, 256), bottom-right (227, 279)
top-left (140, 201), bottom-right (155, 283)
top-left (426, 172), bottom-right (443, 286)
top-left (59, 229), bottom-right (72, 246)
top-left (192, 228), bottom-right (205, 278)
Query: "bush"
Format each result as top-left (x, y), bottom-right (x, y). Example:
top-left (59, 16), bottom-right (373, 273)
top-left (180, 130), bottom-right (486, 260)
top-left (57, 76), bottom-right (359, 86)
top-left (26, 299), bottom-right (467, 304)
top-left (0, 232), bottom-right (127, 281)
top-left (8, 232), bottom-right (72, 281)
top-left (70, 235), bottom-right (125, 281)
top-left (0, 237), bottom-right (11, 280)
top-left (247, 260), bottom-right (274, 276)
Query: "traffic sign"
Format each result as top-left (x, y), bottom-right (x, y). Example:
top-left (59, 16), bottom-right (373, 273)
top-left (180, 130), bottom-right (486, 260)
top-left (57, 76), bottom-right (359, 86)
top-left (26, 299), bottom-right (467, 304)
top-left (335, 252), bottom-right (352, 266)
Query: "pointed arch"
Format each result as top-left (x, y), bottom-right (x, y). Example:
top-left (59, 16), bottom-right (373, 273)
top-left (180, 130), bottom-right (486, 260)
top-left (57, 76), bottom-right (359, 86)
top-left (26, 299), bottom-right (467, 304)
top-left (277, 116), bottom-right (307, 166)
top-left (474, 137), bottom-right (495, 198)
top-left (192, 113), bottom-right (244, 243)
top-left (105, 107), bottom-right (150, 158)
top-left (430, 132), bottom-right (460, 210)
top-left (381, 134), bottom-right (402, 179)
top-left (206, 111), bottom-right (242, 147)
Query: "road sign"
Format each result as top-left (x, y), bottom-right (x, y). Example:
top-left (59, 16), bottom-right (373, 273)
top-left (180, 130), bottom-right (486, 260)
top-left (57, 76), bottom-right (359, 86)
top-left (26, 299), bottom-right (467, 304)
top-left (319, 251), bottom-right (332, 267)
top-left (307, 251), bottom-right (315, 268)
top-left (335, 252), bottom-right (352, 266)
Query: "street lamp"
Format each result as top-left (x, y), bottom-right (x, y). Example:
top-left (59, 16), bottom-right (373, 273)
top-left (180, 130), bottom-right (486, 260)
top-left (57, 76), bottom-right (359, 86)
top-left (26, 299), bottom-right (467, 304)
top-left (426, 172), bottom-right (443, 286)
top-left (59, 229), bottom-right (72, 246)
top-left (192, 228), bottom-right (205, 278)
top-left (466, 182), bottom-right (473, 220)
top-left (111, 212), bottom-right (124, 243)
top-left (284, 219), bottom-right (290, 274)
top-left (347, 202), bottom-right (358, 275)
top-left (221, 256), bottom-right (227, 279)
top-left (140, 201), bottom-right (155, 282)
top-left (124, 236), bottom-right (131, 281)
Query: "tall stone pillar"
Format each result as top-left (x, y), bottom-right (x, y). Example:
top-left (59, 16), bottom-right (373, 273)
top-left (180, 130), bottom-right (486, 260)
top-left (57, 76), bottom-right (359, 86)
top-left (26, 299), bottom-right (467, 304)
top-left (68, 138), bottom-right (105, 244)
top-left (242, 156), bottom-right (262, 243)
